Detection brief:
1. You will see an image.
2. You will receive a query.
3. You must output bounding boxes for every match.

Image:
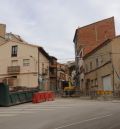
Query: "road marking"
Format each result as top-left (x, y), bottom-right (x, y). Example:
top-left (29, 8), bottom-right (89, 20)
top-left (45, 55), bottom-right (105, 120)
top-left (54, 114), bottom-right (112, 129)
top-left (1, 108), bottom-right (55, 110)
top-left (20, 108), bottom-right (54, 111)
top-left (0, 108), bottom-right (53, 118)
top-left (0, 106), bottom-right (57, 117)
top-left (11, 105), bottom-right (75, 108)
top-left (0, 111), bottom-right (34, 114)
top-left (0, 114), bottom-right (17, 117)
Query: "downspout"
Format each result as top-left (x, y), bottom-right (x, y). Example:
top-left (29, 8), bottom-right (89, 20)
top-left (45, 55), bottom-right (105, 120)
top-left (110, 52), bottom-right (114, 93)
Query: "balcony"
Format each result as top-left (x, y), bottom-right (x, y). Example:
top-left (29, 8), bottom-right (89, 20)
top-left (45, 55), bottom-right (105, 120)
top-left (8, 66), bottom-right (20, 74)
top-left (50, 64), bottom-right (57, 68)
top-left (50, 72), bottom-right (56, 78)
top-left (42, 68), bottom-right (48, 76)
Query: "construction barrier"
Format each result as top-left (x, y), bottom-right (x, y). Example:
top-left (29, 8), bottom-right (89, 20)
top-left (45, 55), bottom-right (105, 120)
top-left (32, 91), bottom-right (55, 103)
top-left (96, 90), bottom-right (112, 95)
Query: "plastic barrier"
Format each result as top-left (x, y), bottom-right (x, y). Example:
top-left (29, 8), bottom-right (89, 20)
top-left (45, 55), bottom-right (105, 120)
top-left (32, 91), bottom-right (55, 104)
top-left (96, 90), bottom-right (113, 95)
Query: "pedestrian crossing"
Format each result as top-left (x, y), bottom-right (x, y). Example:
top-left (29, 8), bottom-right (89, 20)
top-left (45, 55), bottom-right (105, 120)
top-left (0, 101), bottom-right (75, 117)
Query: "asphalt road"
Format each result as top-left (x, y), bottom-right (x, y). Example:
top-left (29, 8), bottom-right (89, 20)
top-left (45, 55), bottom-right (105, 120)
top-left (0, 98), bottom-right (120, 129)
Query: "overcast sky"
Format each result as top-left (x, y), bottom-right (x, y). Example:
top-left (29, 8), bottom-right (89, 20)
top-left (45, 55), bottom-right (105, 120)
top-left (0, 0), bottom-right (120, 62)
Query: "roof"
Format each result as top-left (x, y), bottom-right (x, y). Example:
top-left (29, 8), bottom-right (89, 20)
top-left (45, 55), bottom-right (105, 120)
top-left (4, 33), bottom-right (41, 48)
top-left (6, 33), bottom-right (24, 42)
top-left (50, 56), bottom-right (57, 60)
top-left (0, 38), bottom-right (41, 48)
top-left (38, 47), bottom-right (50, 60)
top-left (0, 37), bottom-right (51, 59)
top-left (73, 16), bottom-right (114, 43)
top-left (0, 30), bottom-right (56, 60)
top-left (8, 34), bottom-right (57, 60)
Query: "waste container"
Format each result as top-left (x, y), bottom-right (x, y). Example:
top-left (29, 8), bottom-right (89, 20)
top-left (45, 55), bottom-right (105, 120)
top-left (0, 83), bottom-right (38, 106)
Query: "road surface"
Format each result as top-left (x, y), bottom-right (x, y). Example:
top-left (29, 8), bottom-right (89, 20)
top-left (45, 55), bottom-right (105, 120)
top-left (0, 98), bottom-right (120, 129)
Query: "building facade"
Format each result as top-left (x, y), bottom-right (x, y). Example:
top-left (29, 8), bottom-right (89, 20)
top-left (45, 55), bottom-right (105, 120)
top-left (49, 56), bottom-right (57, 91)
top-left (73, 17), bottom-right (116, 88)
top-left (83, 36), bottom-right (120, 95)
top-left (57, 63), bottom-right (70, 90)
top-left (65, 61), bottom-right (76, 85)
top-left (0, 40), bottom-right (50, 90)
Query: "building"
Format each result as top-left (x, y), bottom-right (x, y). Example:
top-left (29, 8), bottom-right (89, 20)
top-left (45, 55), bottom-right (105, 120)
top-left (49, 56), bottom-right (57, 91)
top-left (83, 36), bottom-right (120, 95)
top-left (57, 63), bottom-right (70, 90)
top-left (0, 24), bottom-right (50, 91)
top-left (73, 17), bottom-right (116, 88)
top-left (65, 61), bottom-right (76, 85)
top-left (0, 40), bottom-right (50, 90)
top-left (38, 47), bottom-right (50, 91)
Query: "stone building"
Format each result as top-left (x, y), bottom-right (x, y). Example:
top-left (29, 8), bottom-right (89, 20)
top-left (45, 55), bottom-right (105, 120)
top-left (73, 17), bottom-right (116, 88)
top-left (83, 36), bottom-right (120, 95)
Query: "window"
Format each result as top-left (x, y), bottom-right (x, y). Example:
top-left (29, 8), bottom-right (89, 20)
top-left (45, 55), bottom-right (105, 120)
top-left (91, 80), bottom-right (93, 86)
top-left (96, 58), bottom-right (99, 67)
top-left (85, 64), bottom-right (88, 72)
top-left (11, 45), bottom-right (18, 57)
top-left (23, 59), bottom-right (30, 66)
top-left (95, 79), bottom-right (98, 86)
top-left (90, 62), bottom-right (92, 70)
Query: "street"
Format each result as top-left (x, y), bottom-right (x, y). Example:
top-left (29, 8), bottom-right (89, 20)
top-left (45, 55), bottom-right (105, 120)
top-left (0, 98), bottom-right (120, 129)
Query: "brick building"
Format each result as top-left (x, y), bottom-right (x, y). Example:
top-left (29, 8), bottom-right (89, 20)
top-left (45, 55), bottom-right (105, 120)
top-left (73, 17), bottom-right (116, 88)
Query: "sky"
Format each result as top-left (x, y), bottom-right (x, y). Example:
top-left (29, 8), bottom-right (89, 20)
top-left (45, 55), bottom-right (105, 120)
top-left (0, 0), bottom-right (120, 62)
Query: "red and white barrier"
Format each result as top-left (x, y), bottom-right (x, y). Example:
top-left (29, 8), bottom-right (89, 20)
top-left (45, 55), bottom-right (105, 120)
top-left (32, 91), bottom-right (55, 104)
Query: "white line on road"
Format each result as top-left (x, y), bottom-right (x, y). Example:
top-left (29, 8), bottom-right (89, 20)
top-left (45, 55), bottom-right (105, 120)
top-left (0, 114), bottom-right (17, 117)
top-left (54, 114), bottom-right (112, 129)
top-left (0, 108), bottom-right (55, 117)
top-left (0, 111), bottom-right (34, 114)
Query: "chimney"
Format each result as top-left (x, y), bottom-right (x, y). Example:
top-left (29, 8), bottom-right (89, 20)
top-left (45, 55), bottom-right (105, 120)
top-left (0, 24), bottom-right (6, 38)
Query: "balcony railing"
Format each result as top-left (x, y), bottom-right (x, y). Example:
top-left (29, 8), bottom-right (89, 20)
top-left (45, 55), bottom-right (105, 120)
top-left (49, 72), bottom-right (56, 77)
top-left (42, 68), bottom-right (48, 75)
top-left (7, 66), bottom-right (20, 74)
top-left (50, 64), bottom-right (57, 68)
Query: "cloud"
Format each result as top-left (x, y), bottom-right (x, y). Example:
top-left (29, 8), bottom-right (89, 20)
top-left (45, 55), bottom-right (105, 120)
top-left (0, 0), bottom-right (120, 62)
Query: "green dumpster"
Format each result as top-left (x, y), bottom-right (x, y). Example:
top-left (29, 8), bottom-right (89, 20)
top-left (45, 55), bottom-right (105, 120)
top-left (0, 83), bottom-right (38, 106)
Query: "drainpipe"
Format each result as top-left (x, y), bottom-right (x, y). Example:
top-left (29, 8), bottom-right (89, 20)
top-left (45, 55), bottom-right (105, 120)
top-left (109, 52), bottom-right (114, 93)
